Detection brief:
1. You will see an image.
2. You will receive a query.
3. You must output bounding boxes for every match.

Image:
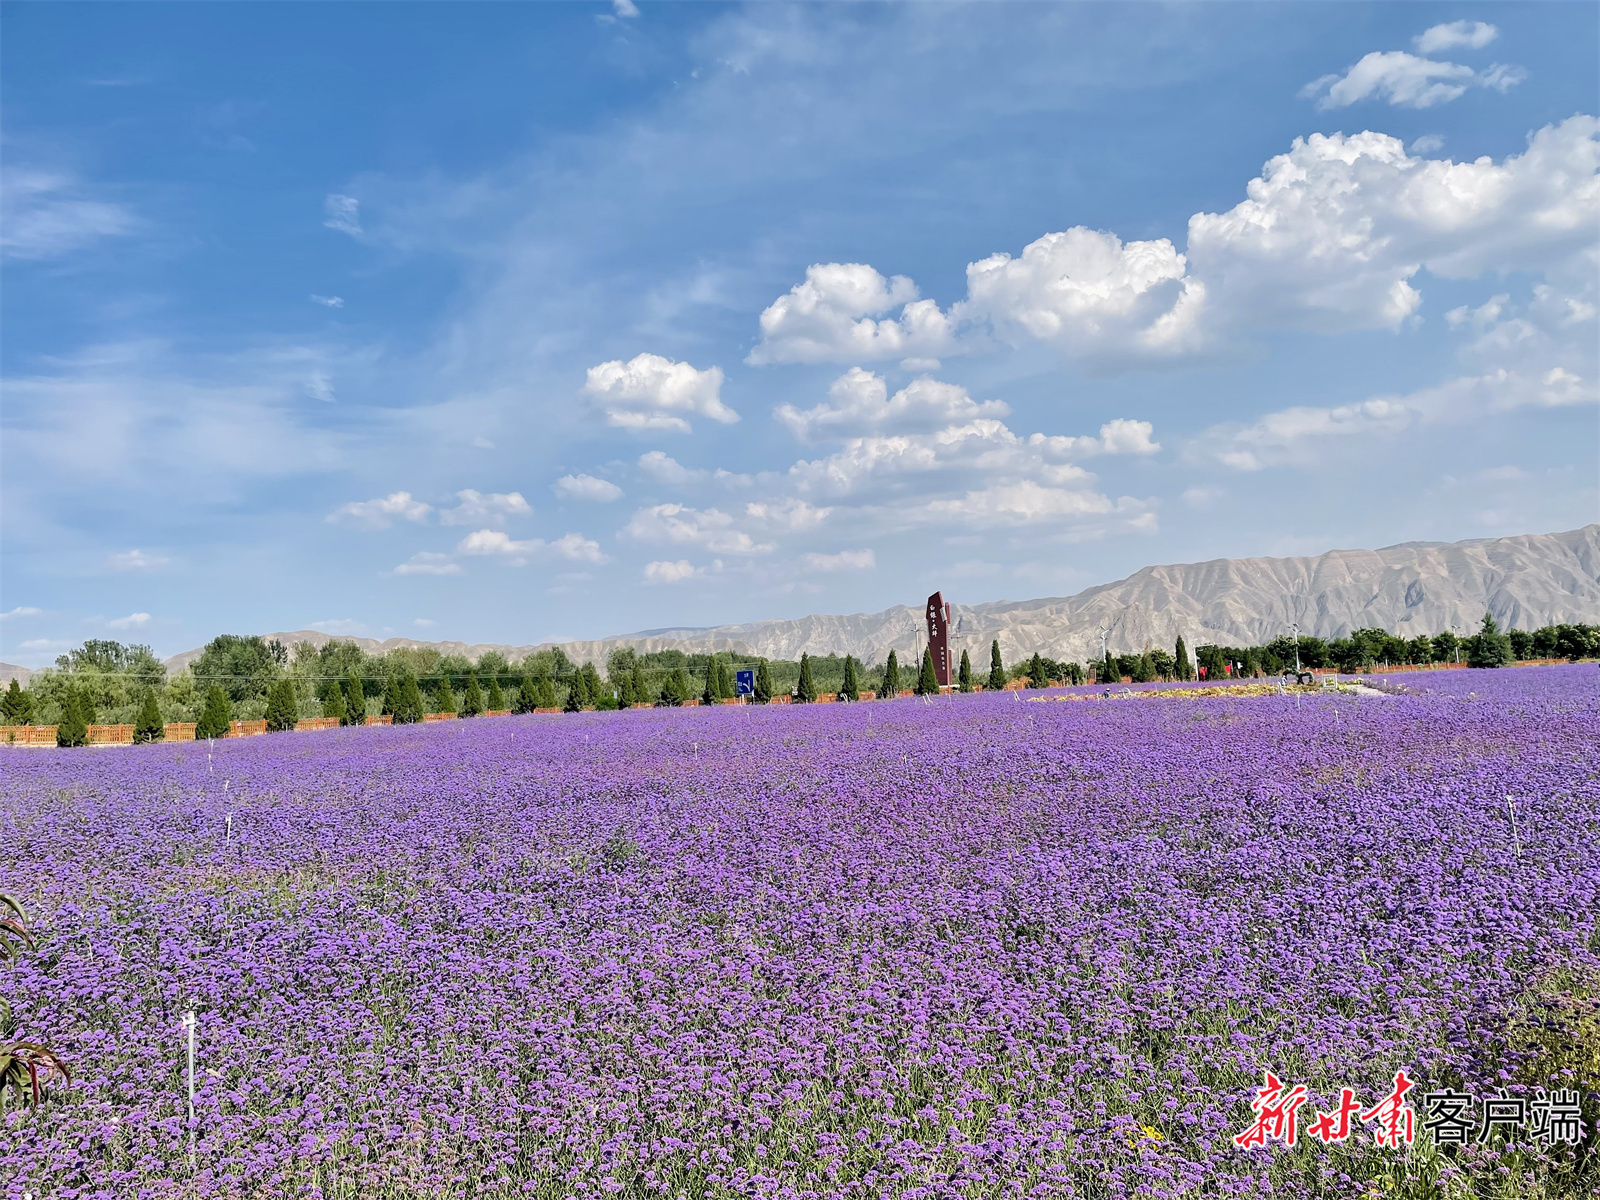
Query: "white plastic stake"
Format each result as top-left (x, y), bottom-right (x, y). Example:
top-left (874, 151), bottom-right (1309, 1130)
top-left (225, 814), bottom-right (232, 842)
top-left (182, 1009), bottom-right (196, 1163)
top-left (1506, 795), bottom-right (1522, 859)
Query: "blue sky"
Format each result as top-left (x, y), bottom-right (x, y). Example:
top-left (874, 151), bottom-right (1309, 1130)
top-left (3, 1), bottom-right (1596, 664)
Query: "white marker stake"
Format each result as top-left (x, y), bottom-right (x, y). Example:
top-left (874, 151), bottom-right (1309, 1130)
top-left (225, 814), bottom-right (232, 842)
top-left (183, 1009), bottom-right (196, 1165)
top-left (1506, 795), bottom-right (1522, 860)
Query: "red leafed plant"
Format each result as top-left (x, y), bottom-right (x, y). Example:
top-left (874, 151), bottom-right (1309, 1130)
top-left (1, 894), bottom-right (70, 1111)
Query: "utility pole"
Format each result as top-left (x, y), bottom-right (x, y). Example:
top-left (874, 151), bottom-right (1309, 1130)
top-left (1290, 622), bottom-right (1302, 676)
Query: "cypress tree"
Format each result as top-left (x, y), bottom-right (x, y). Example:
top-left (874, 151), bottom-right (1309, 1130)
top-left (795, 653), bottom-right (818, 703)
top-left (1467, 613), bottom-right (1513, 668)
top-left (1132, 652), bottom-right (1156, 684)
top-left (840, 655), bottom-right (860, 702)
top-left (382, 673), bottom-right (404, 720)
top-left (881, 650), bottom-right (901, 698)
top-left (1027, 652), bottom-right (1047, 689)
top-left (265, 679), bottom-right (299, 732)
top-left (1175, 637), bottom-right (1193, 682)
top-left (397, 672), bottom-right (426, 724)
top-left (754, 660), bottom-right (773, 703)
top-left (513, 671), bottom-right (536, 714)
top-left (563, 677), bottom-right (583, 712)
top-left (2, 679), bottom-right (22, 724)
top-left (486, 675), bottom-right (506, 712)
top-left (134, 688), bottom-right (165, 743)
top-left (321, 684), bottom-right (347, 725)
top-left (57, 687), bottom-right (89, 747)
top-left (581, 663), bottom-right (604, 706)
top-left (536, 674), bottom-right (559, 709)
top-left (700, 663), bottom-right (717, 706)
top-left (195, 685), bottom-right (232, 740)
top-left (345, 671), bottom-right (365, 724)
top-left (671, 667), bottom-right (692, 705)
top-left (957, 649), bottom-right (973, 692)
top-left (630, 661), bottom-right (649, 707)
top-left (617, 671), bottom-right (635, 709)
top-left (987, 641), bottom-right (1005, 691)
top-left (432, 676), bottom-right (456, 715)
top-left (916, 648), bottom-right (940, 695)
top-left (461, 673), bottom-right (485, 717)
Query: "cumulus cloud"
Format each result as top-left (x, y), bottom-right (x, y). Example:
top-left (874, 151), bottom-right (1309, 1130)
top-left (324, 194), bottom-right (362, 236)
top-left (327, 491), bottom-right (432, 529)
top-left (747, 117), bottom-right (1596, 368)
top-left (438, 489), bottom-right (533, 526)
top-left (613, 0), bottom-right (640, 16)
top-left (744, 497), bottom-right (831, 533)
top-left (0, 168), bottom-right (136, 260)
top-left (1415, 21), bottom-right (1498, 55)
top-left (393, 552), bottom-right (462, 576)
top-left (107, 612), bottom-right (151, 629)
top-left (309, 294), bottom-right (344, 308)
top-left (774, 369), bottom-right (1010, 440)
top-left (457, 529), bottom-right (607, 565)
top-left (1301, 50), bottom-right (1524, 111)
top-left (621, 504), bottom-right (774, 555)
top-left (644, 559), bottom-right (700, 584)
top-left (553, 473), bottom-right (623, 502)
top-left (800, 549), bottom-right (875, 572)
top-left (108, 548), bottom-right (171, 572)
top-left (583, 353), bottom-right (737, 432)
top-left (747, 263), bottom-right (954, 365)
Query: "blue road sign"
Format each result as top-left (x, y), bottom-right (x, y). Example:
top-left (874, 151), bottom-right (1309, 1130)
top-left (735, 669), bottom-right (755, 696)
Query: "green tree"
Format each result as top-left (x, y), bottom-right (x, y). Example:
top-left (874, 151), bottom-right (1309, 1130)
top-left (56, 688), bottom-right (88, 747)
top-left (754, 660), bottom-right (773, 703)
top-left (512, 671), bottom-right (536, 713)
top-left (631, 660), bottom-right (650, 707)
top-left (1130, 652), bottom-right (1156, 684)
top-left (321, 684), bottom-right (347, 724)
top-left (1466, 612), bottom-right (1513, 668)
top-left (191, 634), bottom-right (283, 704)
top-left (917, 648), bottom-right (941, 695)
top-left (881, 650), bottom-right (901, 698)
top-left (460, 673), bottom-right (485, 718)
top-left (1, 679), bottom-right (31, 725)
top-left (795, 653), bottom-right (818, 702)
top-left (433, 676), bottom-right (457, 715)
top-left (840, 655), bottom-right (860, 702)
top-left (581, 663), bottom-right (605, 707)
top-left (486, 675), bottom-right (506, 711)
top-left (701, 663), bottom-right (719, 705)
top-left (1432, 630), bottom-right (1461, 664)
top-left (133, 689), bottom-right (165, 743)
top-left (195, 685), bottom-right (233, 740)
top-left (957, 649), bottom-right (973, 693)
top-left (344, 671), bottom-right (366, 724)
top-left (382, 673), bottom-right (404, 720)
top-left (987, 641), bottom-right (1005, 691)
top-left (1024, 652), bottom-right (1047, 689)
top-left (1174, 637), bottom-right (1193, 681)
top-left (563, 677), bottom-right (583, 712)
top-left (264, 679), bottom-right (299, 732)
top-left (396, 672), bottom-right (426, 724)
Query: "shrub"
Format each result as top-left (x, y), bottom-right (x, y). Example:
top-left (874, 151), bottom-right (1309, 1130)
top-left (264, 679), bottom-right (299, 732)
top-left (195, 686), bottom-right (233, 740)
top-left (460, 674), bottom-right (484, 718)
top-left (917, 648), bottom-right (940, 695)
top-left (133, 690), bottom-right (165, 743)
top-left (56, 688), bottom-right (89, 748)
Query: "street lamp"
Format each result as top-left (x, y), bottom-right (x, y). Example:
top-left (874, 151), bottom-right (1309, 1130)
top-left (1289, 622), bottom-right (1302, 676)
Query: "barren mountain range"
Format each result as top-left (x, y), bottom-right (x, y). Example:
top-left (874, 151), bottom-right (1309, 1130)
top-left (3, 526), bottom-right (1596, 688)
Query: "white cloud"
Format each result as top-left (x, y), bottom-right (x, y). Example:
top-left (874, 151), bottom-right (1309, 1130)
top-left (644, 559), bottom-right (700, 584)
top-left (1301, 50), bottom-right (1524, 110)
top-left (583, 353), bottom-right (737, 432)
top-left (744, 117), bottom-right (1597, 366)
top-left (328, 491), bottom-right (432, 529)
top-left (108, 548), bottom-right (171, 572)
top-left (306, 371), bottom-right (336, 402)
top-left (922, 480), bottom-right (1122, 525)
top-left (800, 548), bottom-right (875, 572)
top-left (310, 294), bottom-right (345, 308)
top-left (635, 450), bottom-right (752, 486)
top-left (1415, 21), bottom-right (1498, 55)
top-left (456, 528), bottom-right (608, 565)
top-left (1182, 485), bottom-right (1223, 509)
top-left (553, 473), bottom-right (623, 502)
top-left (959, 227), bottom-right (1200, 357)
top-left (324, 194), bottom-right (362, 236)
top-left (774, 369), bottom-right (1010, 440)
top-left (0, 168), bottom-right (136, 260)
top-left (621, 504), bottom-right (773, 555)
top-left (744, 497), bottom-right (831, 532)
top-left (393, 553), bottom-right (462, 577)
top-left (748, 263), bottom-right (955, 365)
top-left (438, 489), bottom-right (532, 526)
top-left (1409, 134), bottom-right (1445, 154)
top-left (613, 0), bottom-right (640, 16)
top-left (0, 607), bottom-right (41, 621)
top-left (413, 617), bottom-right (438, 627)
top-left (107, 612), bottom-right (151, 629)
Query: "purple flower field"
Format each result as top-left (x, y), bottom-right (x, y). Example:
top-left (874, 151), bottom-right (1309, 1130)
top-left (3, 665), bottom-right (1597, 1199)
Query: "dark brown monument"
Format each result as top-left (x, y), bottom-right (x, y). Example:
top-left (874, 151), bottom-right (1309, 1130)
top-left (925, 591), bottom-right (952, 688)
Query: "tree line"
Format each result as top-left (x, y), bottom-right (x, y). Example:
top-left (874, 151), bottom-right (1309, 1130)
top-left (5, 616), bottom-right (1594, 744)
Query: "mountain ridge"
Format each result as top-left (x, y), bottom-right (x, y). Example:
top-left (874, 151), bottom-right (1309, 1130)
top-left (3, 525), bottom-right (1596, 687)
